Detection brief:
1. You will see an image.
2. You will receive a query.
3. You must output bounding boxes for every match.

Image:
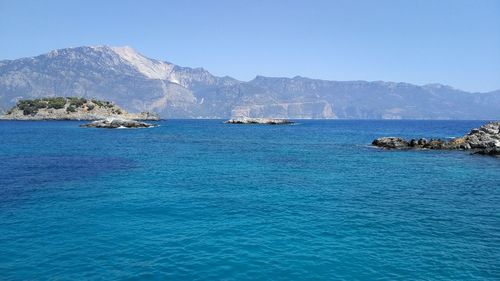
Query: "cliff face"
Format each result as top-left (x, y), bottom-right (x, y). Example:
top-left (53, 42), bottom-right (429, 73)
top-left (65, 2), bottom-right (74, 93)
top-left (0, 97), bottom-right (158, 120)
top-left (1, 46), bottom-right (500, 119)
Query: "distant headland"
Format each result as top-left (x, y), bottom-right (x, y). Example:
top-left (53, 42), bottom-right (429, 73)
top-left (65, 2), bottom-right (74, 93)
top-left (0, 46), bottom-right (499, 120)
top-left (0, 97), bottom-right (159, 121)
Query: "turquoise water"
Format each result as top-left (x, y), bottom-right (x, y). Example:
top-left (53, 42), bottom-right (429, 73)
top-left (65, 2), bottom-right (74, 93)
top-left (0, 120), bottom-right (499, 280)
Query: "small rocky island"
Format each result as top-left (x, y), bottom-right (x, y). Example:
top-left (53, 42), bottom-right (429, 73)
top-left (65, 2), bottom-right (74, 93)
top-left (225, 117), bottom-right (294, 125)
top-left (80, 118), bottom-right (157, 129)
top-left (0, 97), bottom-right (159, 121)
top-left (372, 121), bottom-right (500, 156)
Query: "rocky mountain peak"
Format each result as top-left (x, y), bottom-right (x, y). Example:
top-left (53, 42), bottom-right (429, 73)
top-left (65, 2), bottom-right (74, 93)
top-left (109, 46), bottom-right (176, 81)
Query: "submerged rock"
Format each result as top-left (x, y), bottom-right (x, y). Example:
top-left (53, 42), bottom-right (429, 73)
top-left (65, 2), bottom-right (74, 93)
top-left (225, 117), bottom-right (294, 125)
top-left (372, 121), bottom-right (500, 157)
top-left (80, 118), bottom-right (157, 129)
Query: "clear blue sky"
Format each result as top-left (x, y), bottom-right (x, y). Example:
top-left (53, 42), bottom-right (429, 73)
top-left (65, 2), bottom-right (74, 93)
top-left (0, 0), bottom-right (499, 92)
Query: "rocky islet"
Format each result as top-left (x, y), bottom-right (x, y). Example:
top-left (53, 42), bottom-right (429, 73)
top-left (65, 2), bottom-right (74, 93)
top-left (225, 117), bottom-right (294, 125)
top-left (1, 97), bottom-right (159, 121)
top-left (79, 118), bottom-right (157, 129)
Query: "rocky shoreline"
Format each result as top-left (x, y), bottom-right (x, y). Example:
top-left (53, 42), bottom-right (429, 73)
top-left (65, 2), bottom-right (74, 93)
top-left (372, 121), bottom-right (500, 156)
top-left (225, 117), bottom-right (294, 125)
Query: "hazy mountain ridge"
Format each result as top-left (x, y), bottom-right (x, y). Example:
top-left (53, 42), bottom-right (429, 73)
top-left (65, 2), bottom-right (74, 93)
top-left (0, 46), bottom-right (499, 119)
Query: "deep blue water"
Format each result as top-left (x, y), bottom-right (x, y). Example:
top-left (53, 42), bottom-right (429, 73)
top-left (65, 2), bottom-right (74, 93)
top-left (0, 120), bottom-right (499, 280)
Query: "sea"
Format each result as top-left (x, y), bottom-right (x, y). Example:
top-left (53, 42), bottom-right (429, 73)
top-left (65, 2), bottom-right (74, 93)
top-left (0, 120), bottom-right (499, 280)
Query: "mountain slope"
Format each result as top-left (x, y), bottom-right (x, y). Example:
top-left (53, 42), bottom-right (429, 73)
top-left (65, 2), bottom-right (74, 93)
top-left (0, 46), bottom-right (499, 119)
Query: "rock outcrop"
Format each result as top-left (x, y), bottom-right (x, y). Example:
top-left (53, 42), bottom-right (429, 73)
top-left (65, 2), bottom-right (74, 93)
top-left (0, 97), bottom-right (159, 121)
top-left (372, 137), bottom-right (410, 149)
top-left (372, 121), bottom-right (500, 156)
top-left (79, 118), bottom-right (157, 129)
top-left (225, 117), bottom-right (294, 125)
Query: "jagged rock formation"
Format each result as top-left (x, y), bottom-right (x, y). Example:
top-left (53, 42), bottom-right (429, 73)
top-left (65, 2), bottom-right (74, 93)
top-left (225, 117), bottom-right (294, 125)
top-left (372, 121), bottom-right (500, 156)
top-left (1, 46), bottom-right (499, 119)
top-left (80, 118), bottom-right (157, 128)
top-left (0, 97), bottom-right (158, 120)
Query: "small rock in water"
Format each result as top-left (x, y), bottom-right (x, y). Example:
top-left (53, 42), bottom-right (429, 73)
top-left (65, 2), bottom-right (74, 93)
top-left (80, 118), bottom-right (157, 129)
top-left (225, 117), bottom-right (294, 125)
top-left (409, 139), bottom-right (419, 147)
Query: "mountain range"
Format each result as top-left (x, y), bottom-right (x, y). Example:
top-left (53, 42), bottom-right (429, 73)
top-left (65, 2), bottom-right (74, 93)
top-left (0, 46), bottom-right (499, 119)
